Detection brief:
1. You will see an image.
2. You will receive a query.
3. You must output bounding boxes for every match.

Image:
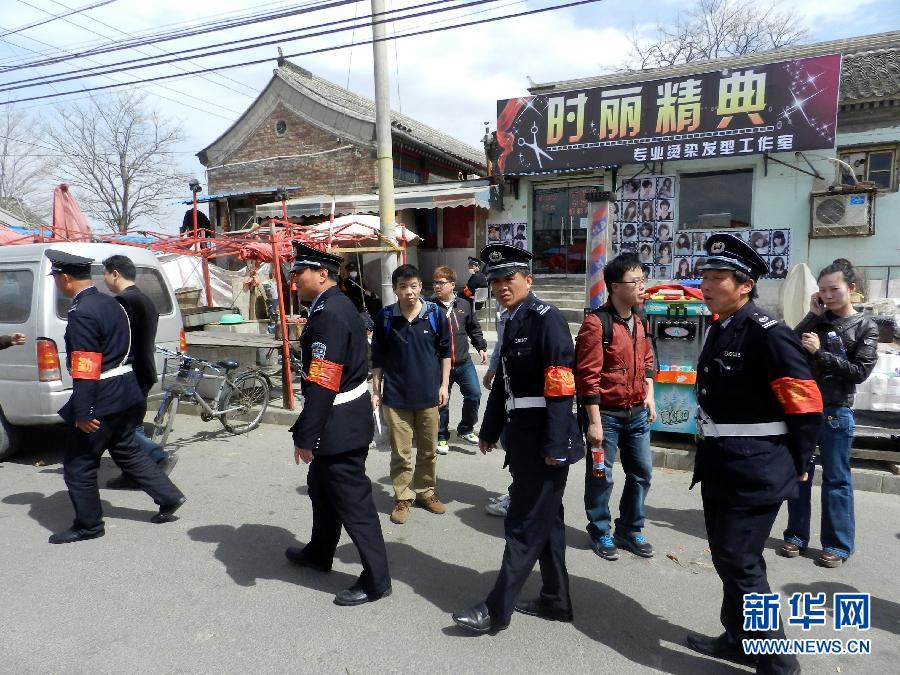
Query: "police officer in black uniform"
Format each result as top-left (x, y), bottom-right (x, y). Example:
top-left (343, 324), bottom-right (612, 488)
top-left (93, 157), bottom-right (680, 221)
top-left (452, 243), bottom-right (583, 633)
top-left (46, 250), bottom-right (186, 544)
top-left (687, 235), bottom-right (823, 674)
top-left (285, 242), bottom-right (391, 607)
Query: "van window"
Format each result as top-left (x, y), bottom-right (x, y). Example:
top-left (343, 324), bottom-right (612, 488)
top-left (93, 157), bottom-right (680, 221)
top-left (56, 265), bottom-right (174, 318)
top-left (0, 269), bottom-right (34, 323)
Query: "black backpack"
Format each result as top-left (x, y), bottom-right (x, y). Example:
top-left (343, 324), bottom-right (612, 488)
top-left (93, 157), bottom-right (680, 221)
top-left (589, 305), bottom-right (654, 356)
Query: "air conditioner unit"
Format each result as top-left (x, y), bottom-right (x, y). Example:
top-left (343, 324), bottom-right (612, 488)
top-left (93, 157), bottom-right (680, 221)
top-left (810, 190), bottom-right (875, 238)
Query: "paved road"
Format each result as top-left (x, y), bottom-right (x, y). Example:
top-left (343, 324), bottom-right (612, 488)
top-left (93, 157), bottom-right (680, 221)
top-left (1, 409), bottom-right (897, 674)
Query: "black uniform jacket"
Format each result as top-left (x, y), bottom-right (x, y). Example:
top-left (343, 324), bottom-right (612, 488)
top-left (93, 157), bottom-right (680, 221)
top-left (691, 301), bottom-right (823, 505)
top-left (117, 285), bottom-right (159, 395)
top-left (430, 294), bottom-right (488, 366)
top-left (479, 292), bottom-right (583, 471)
top-left (290, 285), bottom-right (374, 455)
top-left (59, 286), bottom-right (144, 423)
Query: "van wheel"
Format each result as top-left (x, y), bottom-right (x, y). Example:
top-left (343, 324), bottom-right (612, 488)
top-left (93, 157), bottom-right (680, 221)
top-left (0, 409), bottom-right (21, 461)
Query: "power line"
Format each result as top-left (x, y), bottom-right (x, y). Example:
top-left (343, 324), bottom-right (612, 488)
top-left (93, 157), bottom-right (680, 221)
top-left (0, 0), bottom-right (361, 73)
top-left (0, 0), bottom-right (493, 91)
top-left (1, 0), bottom-right (601, 106)
top-left (1, 0), bottom-right (118, 38)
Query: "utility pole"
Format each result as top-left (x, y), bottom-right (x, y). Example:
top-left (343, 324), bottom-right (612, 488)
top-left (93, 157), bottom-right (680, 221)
top-left (371, 0), bottom-right (397, 304)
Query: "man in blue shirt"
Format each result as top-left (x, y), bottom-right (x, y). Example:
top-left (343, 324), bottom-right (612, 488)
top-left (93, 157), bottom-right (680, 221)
top-left (371, 264), bottom-right (451, 525)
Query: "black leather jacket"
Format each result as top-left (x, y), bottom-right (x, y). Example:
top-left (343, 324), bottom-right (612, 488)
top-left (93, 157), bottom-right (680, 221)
top-left (795, 311), bottom-right (879, 408)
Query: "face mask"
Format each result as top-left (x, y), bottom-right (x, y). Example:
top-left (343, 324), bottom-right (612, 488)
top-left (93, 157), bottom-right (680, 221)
top-left (349, 271), bottom-right (358, 279)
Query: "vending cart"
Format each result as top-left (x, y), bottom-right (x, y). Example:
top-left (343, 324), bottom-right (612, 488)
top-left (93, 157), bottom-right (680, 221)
top-left (645, 297), bottom-right (711, 435)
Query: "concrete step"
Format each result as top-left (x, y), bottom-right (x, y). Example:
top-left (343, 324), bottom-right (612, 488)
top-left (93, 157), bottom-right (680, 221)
top-left (531, 276), bottom-right (586, 287)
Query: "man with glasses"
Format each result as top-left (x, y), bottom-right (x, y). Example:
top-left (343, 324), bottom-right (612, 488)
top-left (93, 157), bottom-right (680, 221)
top-left (431, 266), bottom-right (488, 453)
top-left (575, 253), bottom-right (657, 562)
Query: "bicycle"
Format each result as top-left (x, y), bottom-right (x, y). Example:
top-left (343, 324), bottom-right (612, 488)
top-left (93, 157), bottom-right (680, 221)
top-left (150, 346), bottom-right (272, 450)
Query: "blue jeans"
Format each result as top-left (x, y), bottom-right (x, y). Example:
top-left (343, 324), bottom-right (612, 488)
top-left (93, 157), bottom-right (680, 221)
top-left (584, 407), bottom-right (652, 540)
top-left (438, 358), bottom-right (481, 441)
top-left (135, 424), bottom-right (167, 464)
top-left (784, 406), bottom-right (855, 558)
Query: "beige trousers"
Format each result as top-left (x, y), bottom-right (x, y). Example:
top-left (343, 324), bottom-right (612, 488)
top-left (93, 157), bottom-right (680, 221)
top-left (383, 405), bottom-right (438, 502)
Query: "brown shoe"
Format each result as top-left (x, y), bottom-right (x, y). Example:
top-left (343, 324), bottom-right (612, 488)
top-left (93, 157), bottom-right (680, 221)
top-left (415, 493), bottom-right (446, 515)
top-left (777, 541), bottom-right (803, 558)
top-left (816, 552), bottom-right (846, 568)
top-left (390, 500), bottom-right (412, 524)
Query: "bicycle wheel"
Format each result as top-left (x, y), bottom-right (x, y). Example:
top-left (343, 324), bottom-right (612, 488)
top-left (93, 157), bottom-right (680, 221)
top-left (220, 372), bottom-right (270, 434)
top-left (150, 394), bottom-right (179, 450)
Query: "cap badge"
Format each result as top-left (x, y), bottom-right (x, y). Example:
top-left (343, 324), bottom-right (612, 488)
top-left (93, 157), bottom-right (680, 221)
top-left (710, 241), bottom-right (726, 254)
top-left (488, 251), bottom-right (503, 263)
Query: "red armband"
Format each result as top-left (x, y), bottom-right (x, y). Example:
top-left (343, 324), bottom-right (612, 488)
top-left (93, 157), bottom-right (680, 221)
top-left (544, 366), bottom-right (576, 397)
top-left (770, 377), bottom-right (823, 414)
top-left (70, 351), bottom-right (102, 380)
top-left (308, 358), bottom-right (343, 393)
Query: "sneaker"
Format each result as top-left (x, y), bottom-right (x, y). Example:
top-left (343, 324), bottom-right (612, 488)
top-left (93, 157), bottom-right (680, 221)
top-left (415, 493), bottom-right (446, 515)
top-left (485, 494), bottom-right (510, 517)
top-left (158, 452), bottom-right (179, 476)
top-left (592, 534), bottom-right (620, 561)
top-left (458, 431), bottom-right (479, 445)
top-left (614, 533), bottom-right (655, 558)
top-left (390, 500), bottom-right (412, 524)
top-left (488, 492), bottom-right (509, 504)
top-left (436, 440), bottom-right (449, 455)
top-left (777, 541), bottom-right (804, 558)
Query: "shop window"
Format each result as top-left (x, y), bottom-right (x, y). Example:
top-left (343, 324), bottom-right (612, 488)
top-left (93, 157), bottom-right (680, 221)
top-left (415, 210), bottom-right (438, 249)
top-left (678, 169), bottom-right (752, 229)
top-left (838, 147), bottom-right (896, 190)
top-left (442, 207), bottom-right (475, 248)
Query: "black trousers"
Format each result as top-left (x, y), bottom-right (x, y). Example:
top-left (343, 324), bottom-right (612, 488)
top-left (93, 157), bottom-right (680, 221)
top-left (485, 466), bottom-right (570, 624)
top-left (63, 404), bottom-right (185, 532)
top-left (702, 487), bottom-right (799, 674)
top-left (305, 448), bottom-right (390, 595)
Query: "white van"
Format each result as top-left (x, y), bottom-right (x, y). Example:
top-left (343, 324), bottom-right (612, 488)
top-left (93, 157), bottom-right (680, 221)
top-left (0, 242), bottom-right (184, 459)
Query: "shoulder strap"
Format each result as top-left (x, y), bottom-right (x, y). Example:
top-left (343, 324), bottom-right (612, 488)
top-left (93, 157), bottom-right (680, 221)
top-left (383, 304), bottom-right (394, 333)
top-left (590, 306), bottom-right (614, 350)
top-left (425, 301), bottom-right (439, 333)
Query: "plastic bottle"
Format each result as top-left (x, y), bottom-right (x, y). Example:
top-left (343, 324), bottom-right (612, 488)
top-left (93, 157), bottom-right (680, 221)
top-left (591, 445), bottom-right (605, 478)
top-left (826, 331), bottom-right (847, 358)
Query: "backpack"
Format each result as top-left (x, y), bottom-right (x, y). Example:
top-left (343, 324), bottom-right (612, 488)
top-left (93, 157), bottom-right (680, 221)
top-left (591, 305), bottom-right (651, 351)
top-left (383, 300), bottom-right (440, 335)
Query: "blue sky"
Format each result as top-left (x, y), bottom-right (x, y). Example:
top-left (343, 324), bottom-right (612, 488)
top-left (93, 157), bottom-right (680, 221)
top-left (1, 0), bottom-right (898, 230)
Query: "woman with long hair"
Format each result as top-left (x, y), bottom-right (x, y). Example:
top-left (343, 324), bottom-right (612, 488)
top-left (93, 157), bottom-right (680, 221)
top-left (779, 259), bottom-right (878, 567)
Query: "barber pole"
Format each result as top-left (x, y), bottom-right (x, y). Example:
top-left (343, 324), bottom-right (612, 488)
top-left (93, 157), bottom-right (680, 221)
top-left (588, 201), bottom-right (609, 309)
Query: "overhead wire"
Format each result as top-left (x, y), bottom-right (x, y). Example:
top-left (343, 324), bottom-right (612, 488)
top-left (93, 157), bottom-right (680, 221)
top-left (0, 0), bottom-right (600, 106)
top-left (0, 0), bottom-right (119, 38)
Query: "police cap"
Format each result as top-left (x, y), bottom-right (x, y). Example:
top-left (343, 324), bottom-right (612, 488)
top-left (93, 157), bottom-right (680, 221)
top-left (290, 241), bottom-right (343, 274)
top-left (480, 242), bottom-right (533, 281)
top-left (700, 233), bottom-right (768, 280)
top-left (467, 256), bottom-right (481, 268)
top-left (45, 249), bottom-right (93, 276)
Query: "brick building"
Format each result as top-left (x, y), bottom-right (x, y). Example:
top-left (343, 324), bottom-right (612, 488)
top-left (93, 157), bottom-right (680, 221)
top-left (197, 58), bottom-right (494, 280)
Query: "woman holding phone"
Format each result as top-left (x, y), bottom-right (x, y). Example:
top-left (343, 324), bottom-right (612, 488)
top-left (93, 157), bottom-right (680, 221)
top-left (779, 259), bottom-right (878, 567)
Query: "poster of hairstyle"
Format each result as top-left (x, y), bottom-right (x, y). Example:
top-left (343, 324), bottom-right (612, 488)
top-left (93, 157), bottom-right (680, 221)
top-left (487, 221), bottom-right (528, 249)
top-left (674, 256), bottom-right (692, 279)
top-left (611, 175), bottom-right (677, 278)
top-left (770, 229), bottom-right (790, 256)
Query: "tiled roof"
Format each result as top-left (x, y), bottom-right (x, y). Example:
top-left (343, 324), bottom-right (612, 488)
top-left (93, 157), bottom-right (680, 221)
top-left (277, 60), bottom-right (486, 170)
top-left (841, 46), bottom-right (900, 101)
top-left (529, 30), bottom-right (900, 104)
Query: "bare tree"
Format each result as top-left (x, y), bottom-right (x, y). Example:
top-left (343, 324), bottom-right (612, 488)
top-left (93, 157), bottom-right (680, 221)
top-left (48, 91), bottom-right (187, 233)
top-left (628, 0), bottom-right (809, 70)
top-left (0, 107), bottom-right (51, 220)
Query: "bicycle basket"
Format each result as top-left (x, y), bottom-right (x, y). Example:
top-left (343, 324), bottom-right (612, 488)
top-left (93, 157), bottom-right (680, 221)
top-left (161, 357), bottom-right (205, 393)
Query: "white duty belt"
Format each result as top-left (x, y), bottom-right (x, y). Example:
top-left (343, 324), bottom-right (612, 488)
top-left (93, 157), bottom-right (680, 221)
top-left (505, 396), bottom-right (546, 413)
top-left (99, 365), bottom-right (133, 380)
top-left (696, 406), bottom-right (788, 438)
top-left (334, 381), bottom-right (368, 405)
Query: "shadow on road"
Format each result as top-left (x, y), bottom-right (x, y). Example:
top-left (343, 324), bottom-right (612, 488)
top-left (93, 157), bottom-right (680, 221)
top-left (332, 540), bottom-right (740, 674)
top-left (645, 504), bottom-right (708, 540)
top-left (2, 490), bottom-right (161, 532)
top-left (187, 523), bottom-right (357, 592)
top-left (781, 580), bottom-right (900, 636)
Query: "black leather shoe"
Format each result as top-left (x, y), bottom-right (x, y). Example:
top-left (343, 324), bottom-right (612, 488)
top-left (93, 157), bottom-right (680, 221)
top-left (159, 452), bottom-right (179, 476)
top-left (151, 496), bottom-right (186, 523)
top-left (686, 632), bottom-right (756, 666)
top-left (451, 603), bottom-right (509, 634)
top-left (514, 598), bottom-right (573, 622)
top-left (333, 585), bottom-right (392, 606)
top-left (49, 527), bottom-right (105, 544)
top-left (284, 546), bottom-right (331, 572)
top-left (106, 473), bottom-right (138, 490)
